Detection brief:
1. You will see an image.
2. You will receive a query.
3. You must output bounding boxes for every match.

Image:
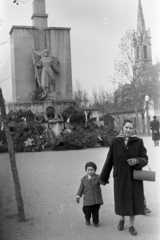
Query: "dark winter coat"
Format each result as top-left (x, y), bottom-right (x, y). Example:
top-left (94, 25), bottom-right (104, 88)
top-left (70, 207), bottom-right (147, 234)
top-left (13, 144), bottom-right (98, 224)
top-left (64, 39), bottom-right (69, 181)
top-left (100, 137), bottom-right (148, 216)
top-left (150, 120), bottom-right (159, 140)
top-left (76, 174), bottom-right (103, 206)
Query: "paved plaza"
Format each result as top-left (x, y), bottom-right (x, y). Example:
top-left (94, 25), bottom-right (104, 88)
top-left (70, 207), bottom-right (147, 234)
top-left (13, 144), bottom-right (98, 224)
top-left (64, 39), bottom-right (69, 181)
top-left (0, 137), bottom-right (160, 240)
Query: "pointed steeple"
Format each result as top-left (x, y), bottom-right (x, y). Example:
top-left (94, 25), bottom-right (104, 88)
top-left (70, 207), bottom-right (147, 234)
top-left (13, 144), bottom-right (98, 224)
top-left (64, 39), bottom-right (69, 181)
top-left (137, 0), bottom-right (146, 34)
top-left (133, 0), bottom-right (152, 67)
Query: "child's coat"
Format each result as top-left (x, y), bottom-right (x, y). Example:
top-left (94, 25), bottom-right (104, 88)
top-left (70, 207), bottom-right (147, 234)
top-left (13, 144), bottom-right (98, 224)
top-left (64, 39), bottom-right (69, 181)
top-left (77, 174), bottom-right (103, 206)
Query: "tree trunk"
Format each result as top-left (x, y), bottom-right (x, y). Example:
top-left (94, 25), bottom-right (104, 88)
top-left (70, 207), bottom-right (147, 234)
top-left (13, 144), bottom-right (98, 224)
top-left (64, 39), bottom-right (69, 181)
top-left (141, 113), bottom-right (145, 134)
top-left (0, 88), bottom-right (25, 222)
top-left (135, 106), bottom-right (140, 134)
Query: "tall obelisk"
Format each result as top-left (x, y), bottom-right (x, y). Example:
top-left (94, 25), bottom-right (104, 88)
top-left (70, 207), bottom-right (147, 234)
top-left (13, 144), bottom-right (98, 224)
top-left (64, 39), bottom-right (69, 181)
top-left (31, 0), bottom-right (48, 28)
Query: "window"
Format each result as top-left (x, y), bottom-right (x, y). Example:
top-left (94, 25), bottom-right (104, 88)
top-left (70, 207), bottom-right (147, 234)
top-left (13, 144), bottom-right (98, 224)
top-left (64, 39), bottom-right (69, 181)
top-left (143, 46), bottom-right (147, 59)
top-left (137, 47), bottom-right (139, 60)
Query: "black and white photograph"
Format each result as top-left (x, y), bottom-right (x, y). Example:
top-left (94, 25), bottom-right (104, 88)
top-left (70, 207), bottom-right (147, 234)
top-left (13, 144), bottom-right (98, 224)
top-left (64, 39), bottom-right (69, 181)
top-left (0, 0), bottom-right (160, 239)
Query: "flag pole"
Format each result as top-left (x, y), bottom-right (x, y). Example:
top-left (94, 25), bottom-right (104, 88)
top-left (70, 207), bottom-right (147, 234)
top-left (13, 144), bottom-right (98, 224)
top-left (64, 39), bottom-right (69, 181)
top-left (30, 46), bottom-right (41, 87)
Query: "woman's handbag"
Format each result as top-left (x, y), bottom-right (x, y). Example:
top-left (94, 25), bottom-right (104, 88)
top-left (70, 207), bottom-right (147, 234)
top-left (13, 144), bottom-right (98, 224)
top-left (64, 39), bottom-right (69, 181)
top-left (133, 169), bottom-right (155, 181)
top-left (133, 161), bottom-right (156, 182)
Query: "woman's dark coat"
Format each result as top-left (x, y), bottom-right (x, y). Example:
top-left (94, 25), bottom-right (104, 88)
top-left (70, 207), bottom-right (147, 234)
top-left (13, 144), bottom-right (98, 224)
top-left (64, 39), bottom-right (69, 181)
top-left (100, 137), bottom-right (148, 216)
top-left (150, 119), bottom-right (159, 140)
top-left (76, 174), bottom-right (103, 206)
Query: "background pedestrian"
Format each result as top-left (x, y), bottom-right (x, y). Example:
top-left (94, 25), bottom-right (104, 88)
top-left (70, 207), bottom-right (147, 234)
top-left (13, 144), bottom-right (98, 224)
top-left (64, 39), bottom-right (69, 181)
top-left (150, 116), bottom-right (159, 146)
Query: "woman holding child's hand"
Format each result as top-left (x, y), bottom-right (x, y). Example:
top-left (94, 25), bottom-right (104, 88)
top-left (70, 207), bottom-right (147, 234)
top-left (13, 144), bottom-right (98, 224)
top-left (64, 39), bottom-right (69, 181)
top-left (100, 119), bottom-right (148, 236)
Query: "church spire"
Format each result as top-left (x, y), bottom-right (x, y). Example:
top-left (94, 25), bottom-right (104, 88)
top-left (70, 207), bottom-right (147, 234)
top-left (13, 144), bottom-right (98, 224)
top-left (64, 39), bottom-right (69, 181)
top-left (137, 0), bottom-right (146, 34)
top-left (133, 0), bottom-right (152, 66)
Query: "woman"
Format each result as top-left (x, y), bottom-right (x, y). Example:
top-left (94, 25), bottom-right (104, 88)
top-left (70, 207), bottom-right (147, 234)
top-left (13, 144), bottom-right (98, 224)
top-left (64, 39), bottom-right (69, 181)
top-left (150, 116), bottom-right (159, 146)
top-left (100, 119), bottom-right (148, 236)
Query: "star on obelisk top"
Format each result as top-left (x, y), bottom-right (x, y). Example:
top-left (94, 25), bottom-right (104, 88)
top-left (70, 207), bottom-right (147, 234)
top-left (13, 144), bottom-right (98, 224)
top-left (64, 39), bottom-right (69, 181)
top-left (31, 0), bottom-right (48, 28)
top-left (137, 0), bottom-right (146, 34)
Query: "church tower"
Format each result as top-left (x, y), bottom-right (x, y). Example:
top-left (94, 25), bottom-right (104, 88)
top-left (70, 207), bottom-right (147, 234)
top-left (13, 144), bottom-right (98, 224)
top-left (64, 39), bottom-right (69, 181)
top-left (133, 0), bottom-right (152, 67)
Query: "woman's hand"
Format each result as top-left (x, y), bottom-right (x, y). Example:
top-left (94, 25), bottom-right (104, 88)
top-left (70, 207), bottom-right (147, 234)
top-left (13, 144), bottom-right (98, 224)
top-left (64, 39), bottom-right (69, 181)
top-left (127, 158), bottom-right (139, 166)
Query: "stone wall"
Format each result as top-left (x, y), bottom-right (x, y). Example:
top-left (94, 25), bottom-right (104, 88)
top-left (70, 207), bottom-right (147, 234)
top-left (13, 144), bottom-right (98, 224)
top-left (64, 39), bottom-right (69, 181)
top-left (7, 100), bottom-right (76, 116)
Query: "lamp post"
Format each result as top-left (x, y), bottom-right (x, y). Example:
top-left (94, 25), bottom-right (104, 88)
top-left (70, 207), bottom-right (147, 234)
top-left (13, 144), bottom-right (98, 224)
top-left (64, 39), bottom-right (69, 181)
top-left (145, 95), bottom-right (150, 136)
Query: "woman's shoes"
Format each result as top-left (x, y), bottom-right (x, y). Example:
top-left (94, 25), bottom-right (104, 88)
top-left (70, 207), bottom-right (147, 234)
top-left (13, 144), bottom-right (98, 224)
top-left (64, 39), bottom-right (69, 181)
top-left (118, 221), bottom-right (137, 235)
top-left (118, 219), bottom-right (125, 230)
top-left (144, 207), bottom-right (151, 215)
top-left (129, 226), bottom-right (137, 236)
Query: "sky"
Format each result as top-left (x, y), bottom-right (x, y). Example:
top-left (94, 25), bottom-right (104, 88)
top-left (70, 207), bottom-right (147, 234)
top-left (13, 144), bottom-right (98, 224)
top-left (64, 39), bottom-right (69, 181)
top-left (0, 0), bottom-right (160, 102)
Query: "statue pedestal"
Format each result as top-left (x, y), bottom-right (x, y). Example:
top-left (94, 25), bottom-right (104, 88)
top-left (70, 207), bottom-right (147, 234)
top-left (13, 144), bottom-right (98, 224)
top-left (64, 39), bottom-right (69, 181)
top-left (8, 99), bottom-right (76, 116)
top-left (45, 92), bottom-right (56, 101)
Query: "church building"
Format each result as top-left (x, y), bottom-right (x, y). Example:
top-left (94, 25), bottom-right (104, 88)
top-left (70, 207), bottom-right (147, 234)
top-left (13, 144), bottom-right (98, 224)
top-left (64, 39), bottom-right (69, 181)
top-left (110, 0), bottom-right (158, 133)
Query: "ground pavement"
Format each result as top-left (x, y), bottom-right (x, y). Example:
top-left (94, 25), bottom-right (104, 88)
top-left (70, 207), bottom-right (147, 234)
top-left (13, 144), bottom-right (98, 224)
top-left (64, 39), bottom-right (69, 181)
top-left (0, 137), bottom-right (159, 240)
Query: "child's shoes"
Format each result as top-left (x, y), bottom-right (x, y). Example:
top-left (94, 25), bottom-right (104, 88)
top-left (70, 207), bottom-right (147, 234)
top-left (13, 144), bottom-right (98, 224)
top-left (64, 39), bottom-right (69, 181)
top-left (85, 220), bottom-right (90, 226)
top-left (94, 223), bottom-right (99, 227)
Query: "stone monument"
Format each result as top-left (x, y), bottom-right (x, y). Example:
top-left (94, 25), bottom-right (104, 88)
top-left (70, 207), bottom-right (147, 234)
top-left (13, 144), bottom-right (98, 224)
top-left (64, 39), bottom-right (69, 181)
top-left (9, 0), bottom-right (74, 116)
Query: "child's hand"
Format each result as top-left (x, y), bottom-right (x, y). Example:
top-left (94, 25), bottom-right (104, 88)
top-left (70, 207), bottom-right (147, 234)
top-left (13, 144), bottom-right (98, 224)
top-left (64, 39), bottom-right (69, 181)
top-left (99, 179), bottom-right (105, 185)
top-left (76, 196), bottom-right (80, 203)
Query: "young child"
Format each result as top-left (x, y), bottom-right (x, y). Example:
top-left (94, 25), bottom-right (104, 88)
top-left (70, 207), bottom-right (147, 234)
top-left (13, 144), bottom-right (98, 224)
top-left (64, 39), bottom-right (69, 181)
top-left (76, 161), bottom-right (103, 227)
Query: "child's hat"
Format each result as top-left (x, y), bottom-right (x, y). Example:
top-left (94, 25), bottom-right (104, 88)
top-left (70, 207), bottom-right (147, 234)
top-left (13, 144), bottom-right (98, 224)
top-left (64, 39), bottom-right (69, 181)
top-left (85, 162), bottom-right (97, 172)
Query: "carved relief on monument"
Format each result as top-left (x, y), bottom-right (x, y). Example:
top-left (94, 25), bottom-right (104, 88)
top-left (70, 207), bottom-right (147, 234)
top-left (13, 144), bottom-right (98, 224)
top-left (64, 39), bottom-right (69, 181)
top-left (30, 48), bottom-right (60, 100)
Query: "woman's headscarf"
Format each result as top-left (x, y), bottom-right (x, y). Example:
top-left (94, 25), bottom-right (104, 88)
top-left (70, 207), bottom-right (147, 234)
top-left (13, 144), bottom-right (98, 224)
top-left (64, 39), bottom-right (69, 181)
top-left (117, 131), bottom-right (137, 146)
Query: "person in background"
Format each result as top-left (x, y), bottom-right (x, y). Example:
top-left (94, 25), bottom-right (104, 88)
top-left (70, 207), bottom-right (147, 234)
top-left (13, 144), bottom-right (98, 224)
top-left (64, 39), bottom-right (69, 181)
top-left (100, 119), bottom-right (148, 236)
top-left (143, 196), bottom-right (151, 215)
top-left (150, 116), bottom-right (159, 146)
top-left (76, 162), bottom-right (104, 227)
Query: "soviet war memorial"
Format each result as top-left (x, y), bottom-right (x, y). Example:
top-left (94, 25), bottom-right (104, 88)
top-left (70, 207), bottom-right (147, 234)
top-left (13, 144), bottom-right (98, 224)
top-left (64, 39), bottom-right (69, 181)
top-left (0, 0), bottom-right (160, 239)
top-left (9, 0), bottom-right (74, 118)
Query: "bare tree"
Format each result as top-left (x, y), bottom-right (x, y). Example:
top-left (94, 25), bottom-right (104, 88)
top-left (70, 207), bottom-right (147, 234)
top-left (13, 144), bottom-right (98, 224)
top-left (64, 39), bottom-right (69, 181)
top-left (73, 80), bottom-right (90, 107)
top-left (0, 88), bottom-right (25, 222)
top-left (13, 0), bottom-right (31, 5)
top-left (83, 90), bottom-right (90, 107)
top-left (91, 87), bottom-right (113, 116)
top-left (92, 88), bottom-right (99, 107)
top-left (97, 88), bottom-right (109, 116)
top-left (113, 30), bottom-right (159, 133)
